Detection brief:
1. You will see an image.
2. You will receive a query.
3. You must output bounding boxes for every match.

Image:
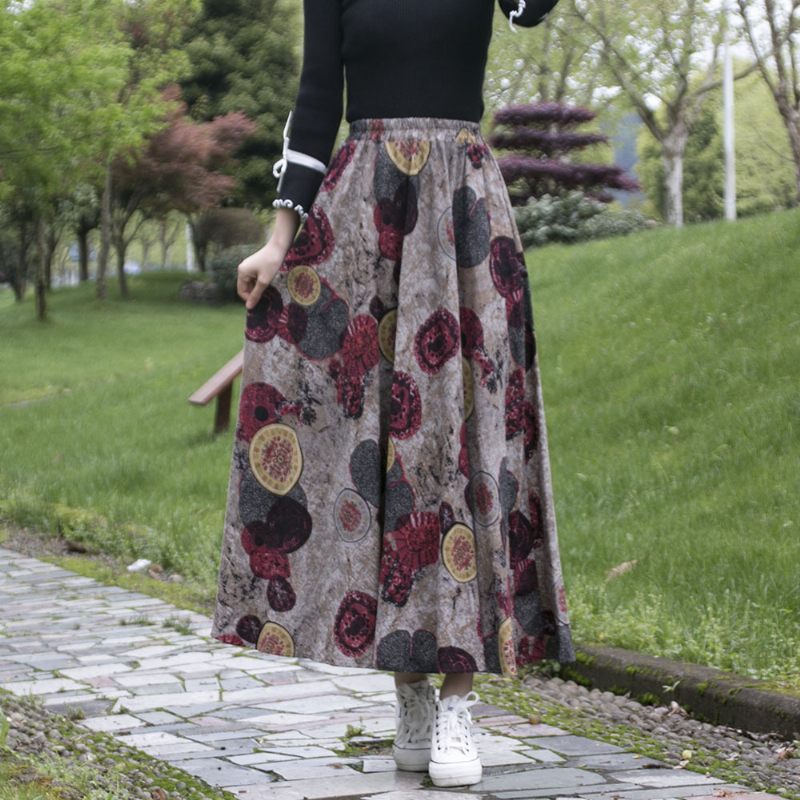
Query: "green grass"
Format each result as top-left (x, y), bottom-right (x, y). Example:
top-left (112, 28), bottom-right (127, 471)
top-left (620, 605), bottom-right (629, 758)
top-left (1, 208), bottom-right (798, 692)
top-left (526, 207), bottom-right (800, 691)
top-left (0, 271), bottom-right (240, 601)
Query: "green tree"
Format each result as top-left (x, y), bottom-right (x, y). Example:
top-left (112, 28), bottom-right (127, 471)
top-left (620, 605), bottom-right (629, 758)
top-left (737, 0), bottom-right (800, 205)
top-left (733, 69), bottom-right (797, 214)
top-left (572, 0), bottom-right (758, 227)
top-left (0, 0), bottom-right (200, 315)
top-left (0, 0), bottom-right (133, 317)
top-left (179, 0), bottom-right (302, 208)
top-left (637, 103), bottom-right (723, 223)
top-left (486, 0), bottom-right (610, 114)
top-left (637, 62), bottom-right (795, 221)
top-left (96, 0), bottom-right (202, 301)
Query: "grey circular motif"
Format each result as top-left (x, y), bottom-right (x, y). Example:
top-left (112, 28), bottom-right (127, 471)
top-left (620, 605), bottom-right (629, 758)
top-left (334, 488), bottom-right (371, 542)
top-left (466, 470), bottom-right (501, 527)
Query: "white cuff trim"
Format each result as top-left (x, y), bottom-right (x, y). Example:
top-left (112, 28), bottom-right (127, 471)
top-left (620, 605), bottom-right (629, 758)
top-left (272, 110), bottom-right (328, 182)
top-left (272, 197), bottom-right (309, 223)
top-left (508, 0), bottom-right (526, 31)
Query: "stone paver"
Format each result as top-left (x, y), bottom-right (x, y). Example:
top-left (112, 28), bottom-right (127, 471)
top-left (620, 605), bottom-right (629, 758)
top-left (0, 546), bottom-right (783, 800)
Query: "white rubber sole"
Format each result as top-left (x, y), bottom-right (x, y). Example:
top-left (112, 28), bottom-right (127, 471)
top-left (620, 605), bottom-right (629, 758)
top-left (392, 744), bottom-right (430, 772)
top-left (428, 756), bottom-right (482, 786)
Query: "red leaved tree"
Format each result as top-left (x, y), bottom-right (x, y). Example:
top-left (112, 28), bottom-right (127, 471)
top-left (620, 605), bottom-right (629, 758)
top-left (111, 83), bottom-right (258, 293)
top-left (490, 102), bottom-right (639, 205)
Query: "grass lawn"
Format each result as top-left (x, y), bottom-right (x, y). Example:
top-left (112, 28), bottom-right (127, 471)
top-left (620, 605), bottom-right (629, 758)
top-left (1, 208), bottom-right (798, 693)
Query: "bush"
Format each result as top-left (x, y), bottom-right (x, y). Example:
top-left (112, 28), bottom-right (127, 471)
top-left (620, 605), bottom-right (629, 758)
top-left (514, 191), bottom-right (653, 248)
top-left (208, 243), bottom-right (257, 302)
top-left (580, 207), bottom-right (656, 240)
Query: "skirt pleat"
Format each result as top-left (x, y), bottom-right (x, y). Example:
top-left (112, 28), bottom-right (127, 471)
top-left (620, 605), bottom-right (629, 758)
top-left (210, 116), bottom-right (576, 675)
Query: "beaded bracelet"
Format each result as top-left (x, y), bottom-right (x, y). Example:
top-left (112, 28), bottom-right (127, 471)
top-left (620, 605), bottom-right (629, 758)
top-left (272, 197), bottom-right (309, 223)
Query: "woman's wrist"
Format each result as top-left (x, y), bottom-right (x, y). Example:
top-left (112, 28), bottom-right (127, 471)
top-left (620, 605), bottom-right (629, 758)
top-left (269, 206), bottom-right (303, 251)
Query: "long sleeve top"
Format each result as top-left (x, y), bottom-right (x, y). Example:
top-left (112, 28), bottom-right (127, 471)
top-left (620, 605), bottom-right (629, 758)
top-left (273, 0), bottom-right (560, 221)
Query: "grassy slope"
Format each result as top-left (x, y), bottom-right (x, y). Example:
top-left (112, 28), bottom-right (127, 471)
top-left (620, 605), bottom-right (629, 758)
top-left (525, 207), bottom-right (799, 688)
top-left (1, 209), bottom-right (798, 689)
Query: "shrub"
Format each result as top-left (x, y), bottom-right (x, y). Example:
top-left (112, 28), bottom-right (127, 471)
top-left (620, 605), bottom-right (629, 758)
top-left (515, 191), bottom-right (654, 248)
top-left (208, 243), bottom-right (257, 302)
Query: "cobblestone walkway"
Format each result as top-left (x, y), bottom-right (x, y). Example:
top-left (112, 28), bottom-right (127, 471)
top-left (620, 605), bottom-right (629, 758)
top-left (0, 547), bottom-right (783, 800)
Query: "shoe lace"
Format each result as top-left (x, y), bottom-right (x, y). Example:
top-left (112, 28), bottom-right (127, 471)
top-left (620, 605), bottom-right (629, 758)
top-left (396, 682), bottom-right (434, 744)
top-left (435, 690), bottom-right (479, 754)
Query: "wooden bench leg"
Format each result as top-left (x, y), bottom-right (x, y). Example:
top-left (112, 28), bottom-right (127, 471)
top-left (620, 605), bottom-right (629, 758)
top-left (214, 383), bottom-right (233, 434)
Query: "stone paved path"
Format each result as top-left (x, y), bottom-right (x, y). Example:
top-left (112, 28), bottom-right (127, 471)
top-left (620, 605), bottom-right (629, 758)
top-left (0, 547), bottom-right (784, 800)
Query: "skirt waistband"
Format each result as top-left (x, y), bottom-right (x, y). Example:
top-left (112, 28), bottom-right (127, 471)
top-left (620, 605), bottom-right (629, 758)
top-left (348, 116), bottom-right (483, 141)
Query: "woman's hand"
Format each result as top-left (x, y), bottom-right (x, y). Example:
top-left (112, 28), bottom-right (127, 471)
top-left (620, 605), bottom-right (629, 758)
top-left (237, 208), bottom-right (302, 310)
top-left (237, 241), bottom-right (286, 310)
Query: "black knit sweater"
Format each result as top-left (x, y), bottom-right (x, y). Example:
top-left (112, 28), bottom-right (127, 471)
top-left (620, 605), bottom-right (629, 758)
top-left (273, 0), bottom-right (560, 219)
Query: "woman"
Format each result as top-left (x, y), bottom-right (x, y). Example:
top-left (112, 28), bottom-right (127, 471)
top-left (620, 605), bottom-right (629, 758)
top-left (210, 0), bottom-right (576, 788)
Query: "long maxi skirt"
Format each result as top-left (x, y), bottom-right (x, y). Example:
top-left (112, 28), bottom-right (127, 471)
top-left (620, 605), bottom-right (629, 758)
top-left (210, 116), bottom-right (576, 676)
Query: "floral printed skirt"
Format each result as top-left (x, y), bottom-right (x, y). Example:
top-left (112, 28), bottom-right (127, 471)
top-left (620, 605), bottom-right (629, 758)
top-left (209, 116), bottom-right (576, 675)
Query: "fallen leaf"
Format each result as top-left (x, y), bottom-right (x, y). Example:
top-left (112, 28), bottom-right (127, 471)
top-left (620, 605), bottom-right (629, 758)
top-left (605, 560), bottom-right (638, 580)
top-left (776, 744), bottom-right (795, 760)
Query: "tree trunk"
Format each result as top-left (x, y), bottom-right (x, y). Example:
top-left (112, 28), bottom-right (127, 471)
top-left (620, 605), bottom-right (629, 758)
top-left (140, 241), bottom-right (151, 273)
top-left (44, 237), bottom-right (52, 290)
top-left (115, 240), bottom-right (129, 299)
top-left (44, 221), bottom-right (58, 290)
top-left (189, 219), bottom-right (206, 272)
top-left (159, 219), bottom-right (169, 268)
top-left (13, 222), bottom-right (29, 302)
top-left (781, 107), bottom-right (800, 206)
top-left (661, 125), bottom-right (688, 227)
top-left (97, 164), bottom-right (112, 301)
top-left (35, 216), bottom-right (47, 321)
top-left (78, 229), bottom-right (90, 282)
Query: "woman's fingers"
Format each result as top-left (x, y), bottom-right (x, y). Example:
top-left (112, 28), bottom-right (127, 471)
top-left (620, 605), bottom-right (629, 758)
top-left (245, 276), bottom-right (269, 310)
top-left (237, 244), bottom-right (285, 309)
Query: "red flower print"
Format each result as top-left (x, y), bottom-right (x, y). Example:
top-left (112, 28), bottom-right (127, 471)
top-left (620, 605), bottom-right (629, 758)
top-left (437, 646), bottom-right (478, 673)
top-left (467, 142), bottom-right (489, 168)
top-left (237, 382), bottom-right (298, 443)
top-left (334, 590), bottom-right (378, 657)
top-left (321, 139), bottom-right (357, 191)
top-left (389, 512), bottom-right (440, 572)
top-left (245, 286), bottom-right (283, 343)
top-left (380, 551), bottom-right (414, 606)
top-left (505, 369), bottom-right (525, 441)
top-left (248, 548), bottom-right (290, 580)
top-left (414, 307), bottom-right (460, 375)
top-left (341, 315), bottom-right (380, 375)
top-left (490, 236), bottom-right (525, 303)
top-left (268, 576), bottom-right (297, 611)
top-left (389, 371), bottom-right (422, 439)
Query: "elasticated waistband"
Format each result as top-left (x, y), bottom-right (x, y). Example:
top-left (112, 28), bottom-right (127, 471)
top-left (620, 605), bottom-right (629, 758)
top-left (348, 116), bottom-right (483, 141)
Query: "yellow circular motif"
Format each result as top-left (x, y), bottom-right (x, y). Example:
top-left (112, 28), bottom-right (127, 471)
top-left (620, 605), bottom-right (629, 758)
top-left (249, 423), bottom-right (303, 496)
top-left (256, 621), bottom-right (295, 656)
top-left (287, 265), bottom-right (321, 306)
top-left (441, 523), bottom-right (477, 583)
top-left (385, 139), bottom-right (431, 175)
top-left (462, 357), bottom-right (474, 419)
top-left (498, 617), bottom-right (518, 677)
top-left (378, 309), bottom-right (398, 363)
top-left (455, 127), bottom-right (478, 145)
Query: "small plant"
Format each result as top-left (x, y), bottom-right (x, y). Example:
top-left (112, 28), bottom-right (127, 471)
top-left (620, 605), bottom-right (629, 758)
top-left (161, 615), bottom-right (194, 636)
top-left (0, 707), bottom-right (9, 750)
top-left (121, 615), bottom-right (154, 626)
top-left (344, 723), bottom-right (365, 739)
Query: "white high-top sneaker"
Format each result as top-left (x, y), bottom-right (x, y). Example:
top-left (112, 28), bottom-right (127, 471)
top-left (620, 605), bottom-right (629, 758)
top-left (392, 678), bottom-right (437, 771)
top-left (428, 689), bottom-right (483, 787)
